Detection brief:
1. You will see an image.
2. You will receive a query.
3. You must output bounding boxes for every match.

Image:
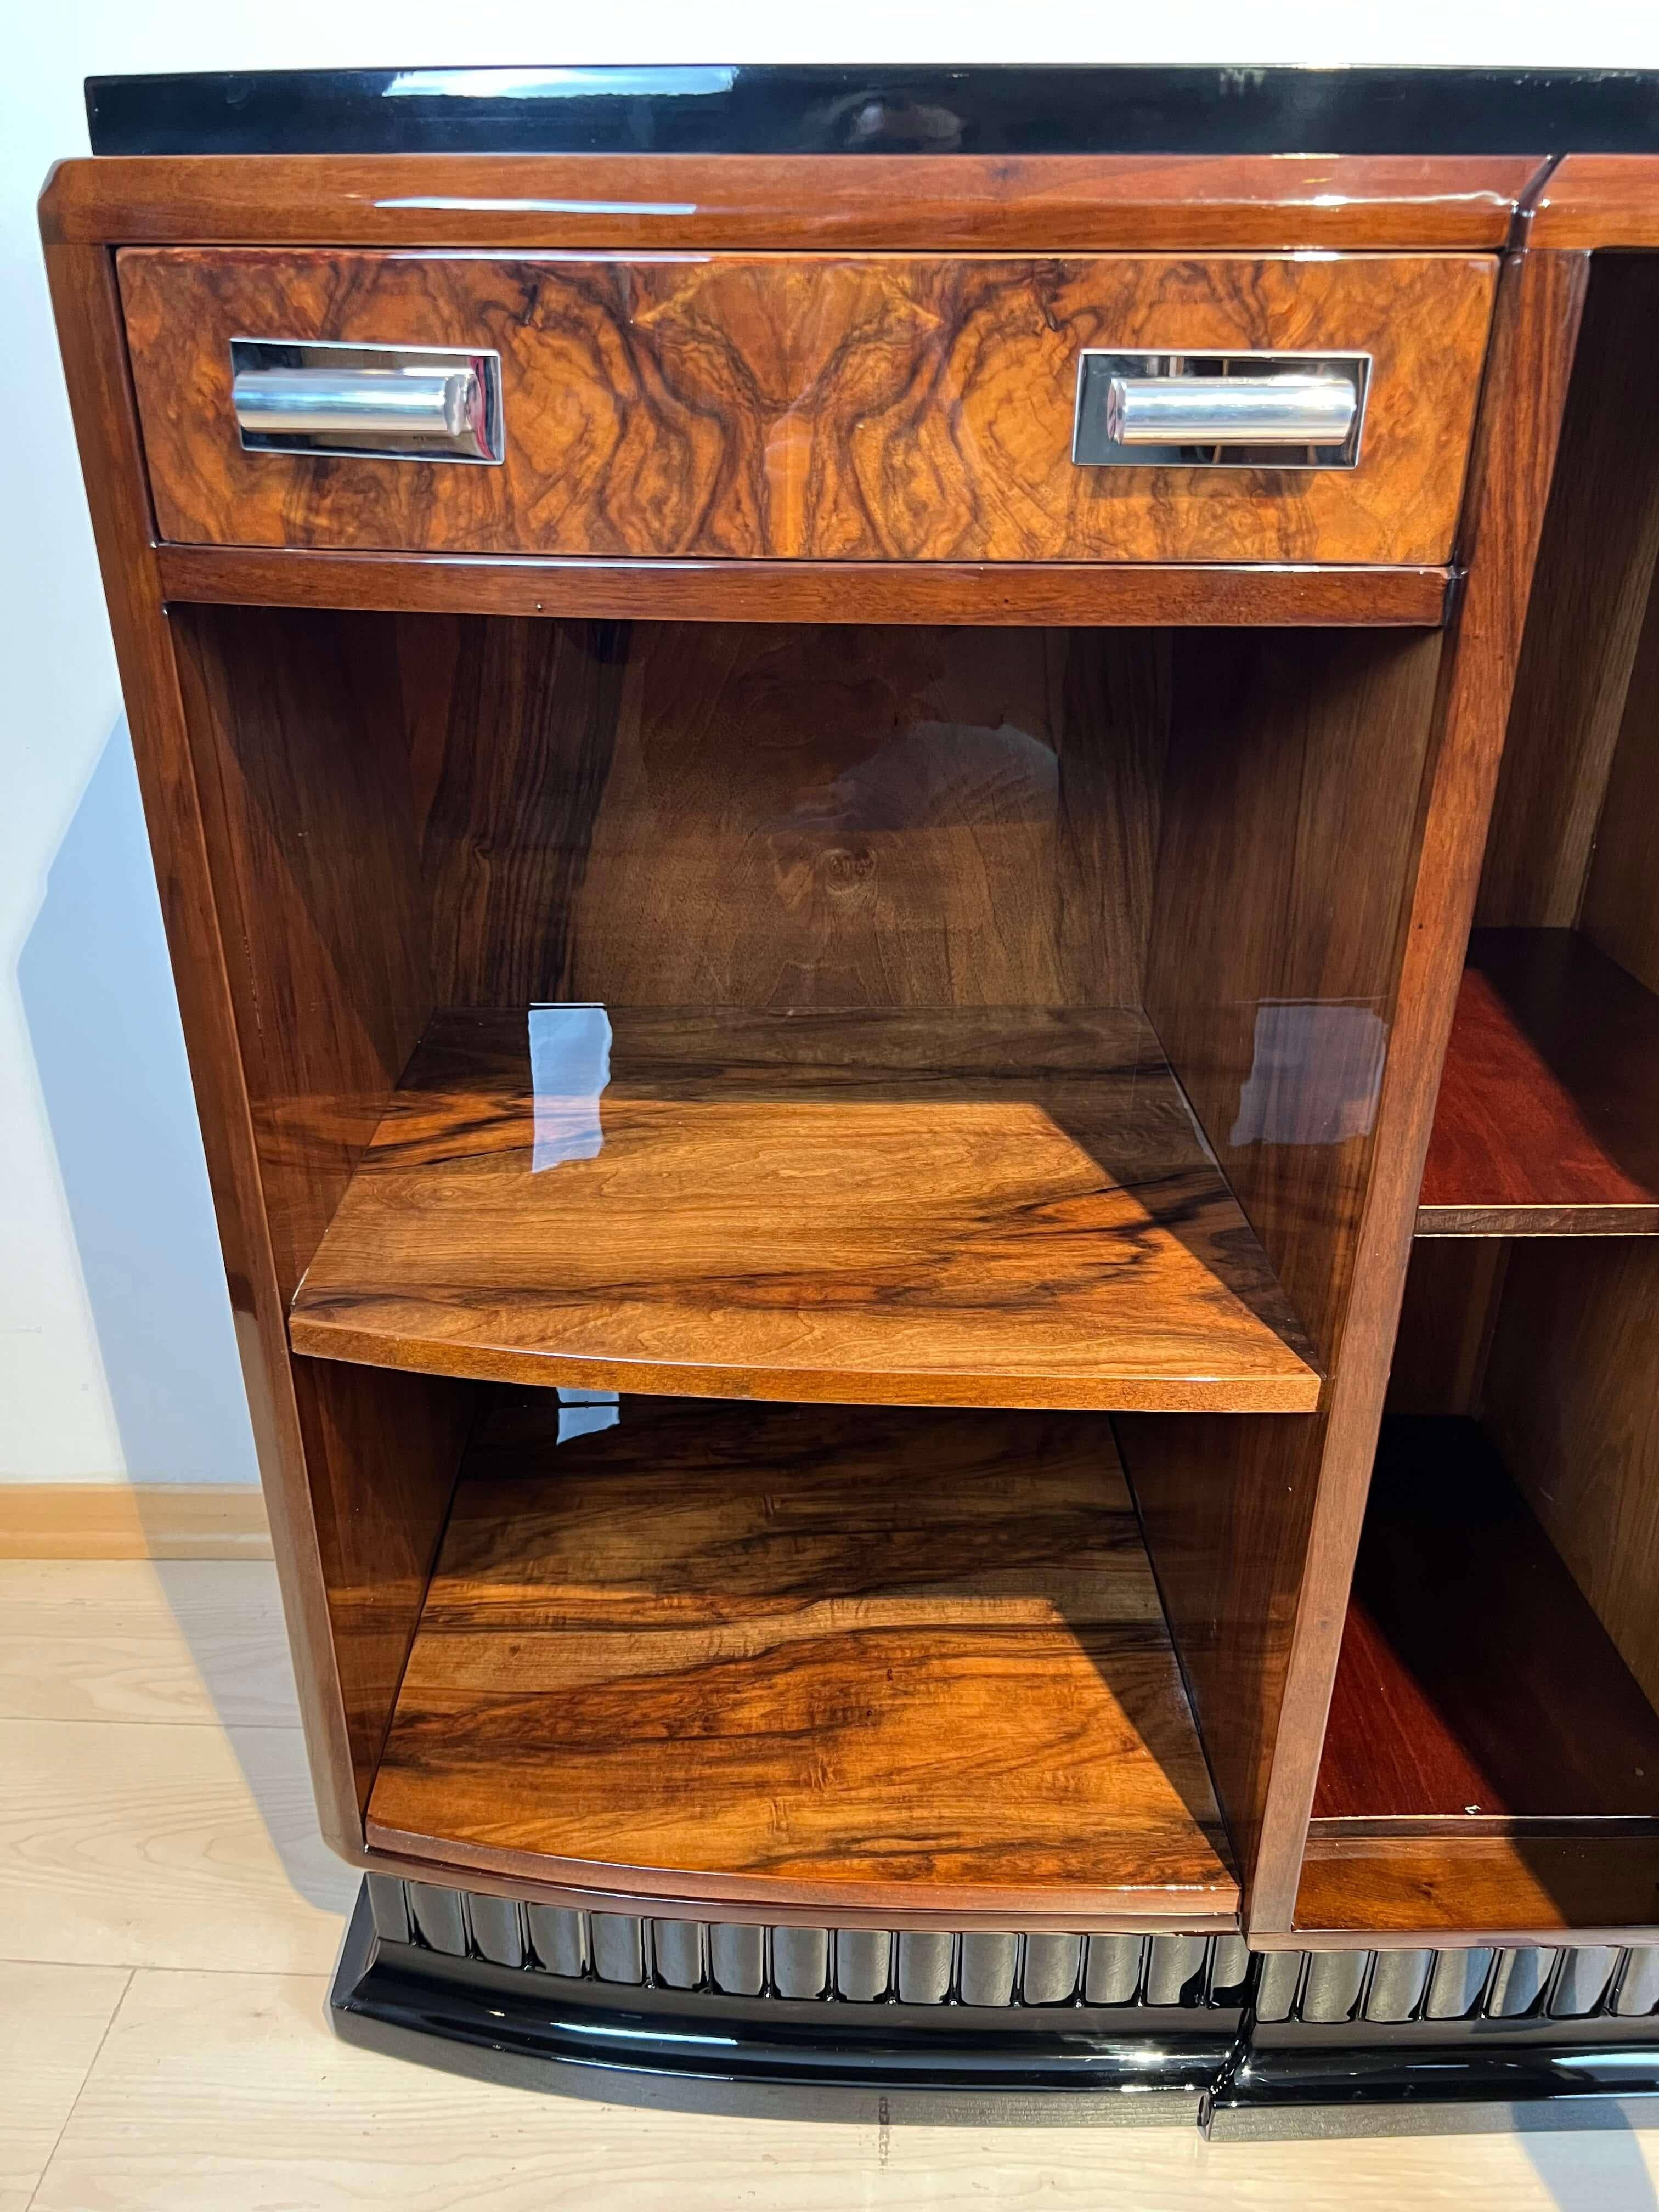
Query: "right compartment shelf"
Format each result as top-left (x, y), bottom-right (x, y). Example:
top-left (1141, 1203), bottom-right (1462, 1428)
top-left (1417, 928), bottom-right (1659, 1237)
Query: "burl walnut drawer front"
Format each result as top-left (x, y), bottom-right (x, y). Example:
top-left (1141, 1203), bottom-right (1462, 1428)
top-left (119, 248), bottom-right (1497, 565)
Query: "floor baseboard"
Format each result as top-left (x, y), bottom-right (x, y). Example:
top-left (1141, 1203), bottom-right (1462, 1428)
top-left (0, 1482), bottom-right (273, 1559)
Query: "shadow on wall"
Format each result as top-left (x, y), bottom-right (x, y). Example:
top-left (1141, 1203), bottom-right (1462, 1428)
top-left (18, 718), bottom-right (258, 1486)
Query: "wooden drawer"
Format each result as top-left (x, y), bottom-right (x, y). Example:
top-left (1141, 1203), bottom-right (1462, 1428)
top-left (119, 248), bottom-right (1497, 566)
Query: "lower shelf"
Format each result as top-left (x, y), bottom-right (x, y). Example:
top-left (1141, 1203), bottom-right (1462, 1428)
top-left (365, 1393), bottom-right (1239, 1920)
top-left (1304, 1417), bottom-right (1659, 1935)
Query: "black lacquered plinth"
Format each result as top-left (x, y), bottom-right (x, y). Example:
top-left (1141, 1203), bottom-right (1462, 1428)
top-left (330, 1877), bottom-right (1659, 2132)
top-left (328, 1884), bottom-right (1237, 2120)
top-left (87, 64), bottom-right (1659, 160)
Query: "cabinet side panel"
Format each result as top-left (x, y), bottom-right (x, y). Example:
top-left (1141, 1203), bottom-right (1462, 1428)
top-left (170, 606), bottom-right (428, 1290)
top-left (171, 602), bottom-right (470, 1807)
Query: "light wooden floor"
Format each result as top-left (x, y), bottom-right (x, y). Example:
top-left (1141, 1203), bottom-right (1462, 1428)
top-left (5, 1559), bottom-right (1659, 2208)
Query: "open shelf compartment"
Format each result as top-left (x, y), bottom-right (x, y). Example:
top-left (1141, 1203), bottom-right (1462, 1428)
top-left (364, 1390), bottom-right (1240, 1920)
top-left (1417, 929), bottom-right (1659, 1237)
top-left (1316, 1418), bottom-right (1659, 1825)
top-left (159, 596), bottom-right (1457, 1920)
top-left (290, 1003), bottom-right (1320, 1413)
top-left (1297, 1401), bottom-right (1659, 1936)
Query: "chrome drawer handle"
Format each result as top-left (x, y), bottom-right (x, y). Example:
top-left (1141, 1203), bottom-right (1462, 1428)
top-left (1074, 350), bottom-right (1370, 470)
top-left (233, 366), bottom-right (482, 439)
top-left (1105, 372), bottom-right (1357, 448)
top-left (228, 338), bottom-right (504, 464)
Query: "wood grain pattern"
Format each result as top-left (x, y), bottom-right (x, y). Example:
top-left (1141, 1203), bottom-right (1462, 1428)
top-left (366, 1393), bottom-right (1238, 1916)
top-left (0, 1562), bottom-right (296, 1728)
top-left (42, 152), bottom-right (1539, 252)
top-left (1313, 1419), bottom-right (1659, 1823)
top-left (290, 1006), bottom-right (1320, 1412)
top-left (0, 1717), bottom-right (355, 1972)
top-left (1295, 1830), bottom-right (1659, 1938)
top-left (1232, 248), bottom-right (1594, 1931)
top-left (1476, 260), bottom-right (1659, 931)
top-left (155, 544), bottom-right (1454, 629)
top-left (119, 247), bottom-right (1498, 566)
top-left (0, 1963), bottom-right (129, 2212)
top-left (1531, 153), bottom-right (1659, 247)
top-left (413, 620), bottom-right (1166, 1013)
top-left (1484, 1239), bottom-right (1659, 1719)
top-left (1125, 249), bottom-right (1592, 1938)
top-left (1417, 929), bottom-right (1659, 1234)
top-left (168, 605), bottom-right (429, 1297)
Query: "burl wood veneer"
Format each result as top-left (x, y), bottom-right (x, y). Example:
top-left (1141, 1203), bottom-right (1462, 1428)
top-left (289, 1007), bottom-right (1321, 1413)
top-left (118, 247), bottom-right (1497, 565)
top-left (365, 1392), bottom-right (1240, 1917)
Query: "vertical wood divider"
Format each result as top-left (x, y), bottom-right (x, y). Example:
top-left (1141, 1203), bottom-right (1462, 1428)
top-left (1248, 247), bottom-right (1590, 1927)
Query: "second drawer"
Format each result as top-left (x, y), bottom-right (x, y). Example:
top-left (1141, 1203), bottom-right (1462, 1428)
top-left (119, 247), bottom-right (1498, 565)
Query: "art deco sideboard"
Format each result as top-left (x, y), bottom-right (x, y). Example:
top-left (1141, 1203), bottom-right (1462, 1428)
top-left (41, 64), bottom-right (1659, 2131)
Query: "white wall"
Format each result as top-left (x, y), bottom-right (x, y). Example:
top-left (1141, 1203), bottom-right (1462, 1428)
top-left (5, 0), bottom-right (1658, 1483)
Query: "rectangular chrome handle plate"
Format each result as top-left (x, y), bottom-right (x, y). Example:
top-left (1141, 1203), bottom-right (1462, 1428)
top-left (229, 338), bottom-right (504, 464)
top-left (1073, 351), bottom-right (1370, 471)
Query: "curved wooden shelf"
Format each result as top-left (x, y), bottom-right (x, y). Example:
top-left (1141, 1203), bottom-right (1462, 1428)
top-left (364, 1392), bottom-right (1240, 1920)
top-left (289, 1006), bottom-right (1322, 1413)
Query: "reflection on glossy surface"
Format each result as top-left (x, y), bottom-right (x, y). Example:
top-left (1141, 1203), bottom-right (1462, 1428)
top-left (383, 67), bottom-right (741, 104)
top-left (555, 1385), bottom-right (619, 1444)
top-left (528, 1003), bottom-right (611, 1171)
top-left (1230, 1001), bottom-right (1387, 1148)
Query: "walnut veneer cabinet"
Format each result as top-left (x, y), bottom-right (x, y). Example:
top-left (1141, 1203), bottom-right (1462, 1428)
top-left (43, 63), bottom-right (1659, 2131)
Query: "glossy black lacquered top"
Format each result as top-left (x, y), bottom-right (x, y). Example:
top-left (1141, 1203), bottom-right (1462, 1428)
top-left (87, 64), bottom-right (1659, 159)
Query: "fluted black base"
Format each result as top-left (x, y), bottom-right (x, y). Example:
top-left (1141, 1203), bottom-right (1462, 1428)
top-left (329, 1879), bottom-right (1659, 2133)
top-left (328, 1888), bottom-right (1231, 2121)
